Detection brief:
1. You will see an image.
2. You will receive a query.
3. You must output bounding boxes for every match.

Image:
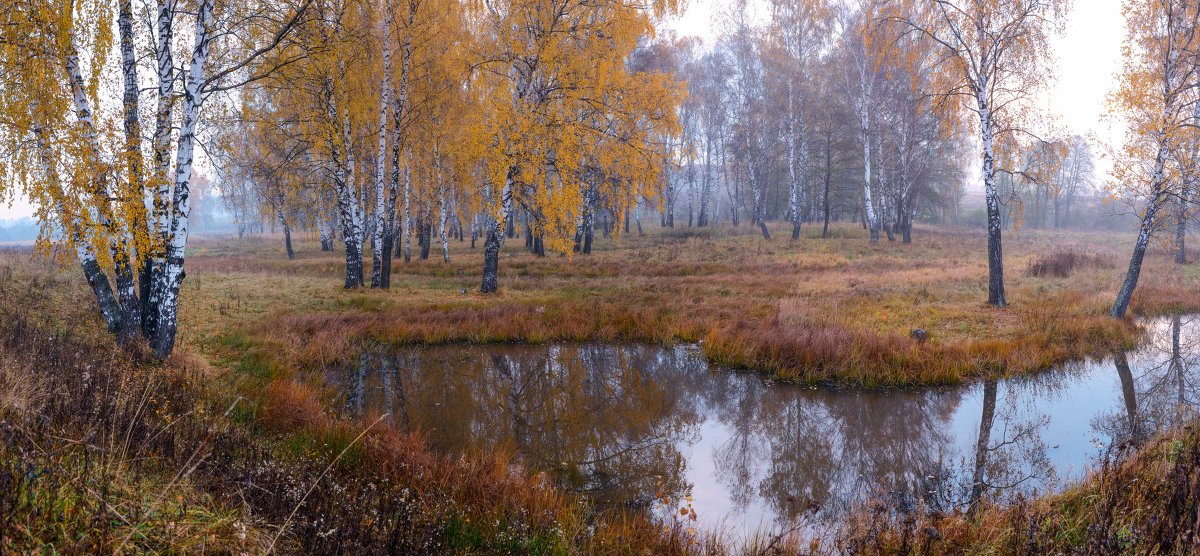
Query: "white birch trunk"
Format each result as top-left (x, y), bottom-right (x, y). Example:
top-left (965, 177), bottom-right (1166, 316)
top-left (402, 148), bottom-right (412, 263)
top-left (370, 0), bottom-right (395, 288)
top-left (153, 0), bottom-right (213, 357)
top-left (977, 90), bottom-right (1007, 307)
top-left (786, 75), bottom-right (802, 239)
top-left (439, 190), bottom-right (450, 262)
top-left (145, 0), bottom-right (176, 340)
top-left (858, 104), bottom-right (879, 243)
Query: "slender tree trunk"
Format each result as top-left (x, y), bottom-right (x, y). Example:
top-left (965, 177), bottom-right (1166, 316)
top-left (859, 107), bottom-right (879, 244)
top-left (143, 0), bottom-right (176, 341)
top-left (118, 0), bottom-right (148, 343)
top-left (979, 100), bottom-right (1007, 307)
top-left (152, 0), bottom-right (214, 358)
top-left (439, 189), bottom-right (450, 262)
top-left (332, 94), bottom-right (364, 288)
top-left (370, 0), bottom-right (394, 288)
top-left (750, 161), bottom-right (770, 239)
top-left (480, 178), bottom-right (511, 293)
top-left (968, 380), bottom-right (998, 518)
top-left (1114, 350), bottom-right (1140, 445)
top-left (403, 152), bottom-right (412, 263)
top-left (319, 227), bottom-right (332, 251)
top-left (32, 121), bottom-right (123, 333)
top-left (1112, 139), bottom-right (1170, 318)
top-left (583, 215), bottom-right (594, 254)
top-left (635, 197), bottom-right (644, 235)
top-left (282, 219), bottom-right (294, 260)
top-left (1176, 190), bottom-right (1189, 264)
top-left (822, 131), bottom-right (831, 239)
top-left (788, 125), bottom-right (801, 241)
top-left (380, 91), bottom-right (402, 288)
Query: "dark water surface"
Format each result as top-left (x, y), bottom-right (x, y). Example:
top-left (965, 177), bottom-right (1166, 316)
top-left (334, 316), bottom-right (1200, 537)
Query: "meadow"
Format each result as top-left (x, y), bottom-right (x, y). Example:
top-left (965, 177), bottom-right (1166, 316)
top-left (4, 222), bottom-right (1200, 554)
top-left (180, 223), bottom-right (1196, 388)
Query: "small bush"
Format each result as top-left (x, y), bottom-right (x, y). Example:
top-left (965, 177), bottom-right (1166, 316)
top-left (1027, 249), bottom-right (1111, 278)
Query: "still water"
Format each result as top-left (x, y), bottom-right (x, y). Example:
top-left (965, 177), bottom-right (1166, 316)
top-left (335, 316), bottom-right (1200, 537)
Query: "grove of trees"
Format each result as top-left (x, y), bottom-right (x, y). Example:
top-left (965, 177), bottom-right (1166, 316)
top-left (10, 0), bottom-right (1198, 359)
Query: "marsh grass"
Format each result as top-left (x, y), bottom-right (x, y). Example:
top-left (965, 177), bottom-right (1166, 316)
top-left (7, 222), bottom-right (1200, 553)
top-left (833, 425), bottom-right (1200, 555)
top-left (181, 224), bottom-right (1192, 387)
top-left (0, 250), bottom-right (704, 554)
top-left (1027, 249), bottom-right (1113, 278)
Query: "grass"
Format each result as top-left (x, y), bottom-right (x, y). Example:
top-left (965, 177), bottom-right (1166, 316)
top-left (833, 424), bottom-right (1200, 554)
top-left (179, 223), bottom-right (1197, 387)
top-left (0, 251), bottom-right (702, 554)
top-left (6, 221), bottom-right (1200, 553)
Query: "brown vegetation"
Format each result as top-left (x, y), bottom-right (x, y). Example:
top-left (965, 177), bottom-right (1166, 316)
top-left (0, 251), bottom-right (700, 554)
top-left (1026, 248), bottom-right (1112, 278)
top-left (835, 425), bottom-right (1200, 554)
top-left (181, 224), bottom-right (1194, 387)
top-left (7, 222), bottom-right (1200, 553)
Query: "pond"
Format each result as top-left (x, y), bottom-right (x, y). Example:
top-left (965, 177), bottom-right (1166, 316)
top-left (334, 315), bottom-right (1200, 538)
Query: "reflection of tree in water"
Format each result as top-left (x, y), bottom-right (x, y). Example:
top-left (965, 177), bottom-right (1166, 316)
top-left (709, 375), bottom-right (965, 525)
top-left (337, 330), bottom-right (1186, 532)
top-left (1096, 315), bottom-right (1200, 450)
top-left (965, 379), bottom-right (1053, 516)
top-left (343, 344), bottom-right (703, 509)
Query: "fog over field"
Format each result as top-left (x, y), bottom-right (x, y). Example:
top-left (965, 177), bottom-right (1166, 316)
top-left (4, 0), bottom-right (1200, 553)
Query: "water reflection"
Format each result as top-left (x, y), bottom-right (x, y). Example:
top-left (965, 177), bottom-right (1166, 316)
top-left (346, 345), bottom-right (702, 508)
top-left (334, 316), bottom-right (1200, 536)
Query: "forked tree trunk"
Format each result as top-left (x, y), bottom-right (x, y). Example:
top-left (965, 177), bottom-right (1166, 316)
top-left (152, 0), bottom-right (214, 358)
top-left (65, 36), bottom-right (142, 344)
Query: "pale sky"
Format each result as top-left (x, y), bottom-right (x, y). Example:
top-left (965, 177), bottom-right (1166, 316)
top-left (0, 0), bottom-right (1126, 222)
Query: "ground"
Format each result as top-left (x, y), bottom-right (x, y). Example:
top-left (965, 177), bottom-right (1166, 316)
top-left (182, 222), bottom-right (1198, 386)
top-left (4, 221), bottom-right (1200, 554)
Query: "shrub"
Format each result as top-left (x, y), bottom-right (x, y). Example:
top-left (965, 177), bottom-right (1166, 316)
top-left (1027, 249), bottom-right (1111, 278)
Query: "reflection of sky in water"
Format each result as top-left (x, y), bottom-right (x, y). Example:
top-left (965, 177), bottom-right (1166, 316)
top-left (335, 316), bottom-right (1200, 540)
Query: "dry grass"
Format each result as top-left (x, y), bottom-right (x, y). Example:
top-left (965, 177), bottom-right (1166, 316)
top-left (833, 424), bottom-right (1200, 555)
top-left (0, 249), bottom-right (706, 554)
top-left (1026, 248), bottom-right (1113, 278)
top-left (178, 223), bottom-right (1198, 386)
top-left (7, 221), bottom-right (1200, 553)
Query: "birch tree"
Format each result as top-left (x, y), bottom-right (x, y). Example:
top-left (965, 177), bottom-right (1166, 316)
top-left (770, 0), bottom-right (830, 239)
top-left (1108, 0), bottom-right (1200, 318)
top-left (0, 0), bottom-right (310, 357)
top-left (840, 2), bottom-right (885, 243)
top-left (473, 0), bottom-right (681, 293)
top-left (896, 0), bottom-right (1068, 307)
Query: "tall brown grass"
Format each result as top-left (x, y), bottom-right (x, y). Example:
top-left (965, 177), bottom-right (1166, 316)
top-left (0, 252), bottom-right (707, 554)
top-left (182, 225), bottom-right (1192, 387)
top-left (834, 425), bottom-right (1200, 555)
